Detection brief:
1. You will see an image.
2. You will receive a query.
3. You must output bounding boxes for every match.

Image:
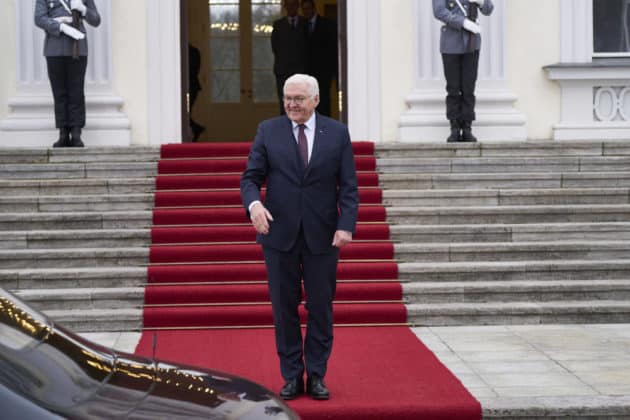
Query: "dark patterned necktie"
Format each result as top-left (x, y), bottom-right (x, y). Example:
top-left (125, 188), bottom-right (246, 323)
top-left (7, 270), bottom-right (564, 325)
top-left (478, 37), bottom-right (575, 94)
top-left (298, 124), bottom-right (308, 166)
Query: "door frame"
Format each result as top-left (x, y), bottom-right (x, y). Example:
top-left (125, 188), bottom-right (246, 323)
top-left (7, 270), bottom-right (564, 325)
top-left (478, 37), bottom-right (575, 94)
top-left (180, 0), bottom-right (191, 142)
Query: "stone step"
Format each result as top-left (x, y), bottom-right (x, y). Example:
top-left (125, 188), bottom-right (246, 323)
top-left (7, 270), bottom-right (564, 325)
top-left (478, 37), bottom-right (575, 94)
top-left (390, 222), bottom-right (630, 243)
top-left (374, 141), bottom-right (630, 158)
top-left (0, 162), bottom-right (157, 179)
top-left (0, 178), bottom-right (155, 196)
top-left (394, 241), bottom-right (630, 263)
top-left (406, 300), bottom-right (630, 326)
top-left (377, 156), bottom-right (630, 174)
top-left (43, 308), bottom-right (143, 332)
top-left (13, 287), bottom-right (144, 310)
top-left (379, 172), bottom-right (630, 189)
top-left (0, 229), bottom-right (151, 249)
top-left (398, 260), bottom-right (630, 282)
top-left (0, 146), bottom-right (160, 164)
top-left (383, 188), bottom-right (630, 207)
top-left (0, 211), bottom-right (152, 230)
top-left (0, 267), bottom-right (146, 290)
top-left (0, 247), bottom-right (148, 269)
top-left (403, 279), bottom-right (630, 303)
top-left (0, 194), bottom-right (155, 212)
top-left (387, 205), bottom-right (630, 225)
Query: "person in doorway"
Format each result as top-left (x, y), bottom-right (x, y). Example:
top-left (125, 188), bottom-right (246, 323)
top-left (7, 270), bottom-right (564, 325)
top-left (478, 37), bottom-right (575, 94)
top-left (240, 74), bottom-right (358, 401)
top-left (189, 43), bottom-right (205, 141)
top-left (35, 0), bottom-right (101, 148)
top-left (301, 0), bottom-right (337, 117)
top-left (271, 0), bottom-right (308, 115)
top-left (433, 0), bottom-right (493, 142)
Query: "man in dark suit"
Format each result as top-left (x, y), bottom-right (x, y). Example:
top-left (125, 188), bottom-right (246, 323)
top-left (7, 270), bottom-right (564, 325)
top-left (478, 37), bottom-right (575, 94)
top-left (301, 0), bottom-right (337, 117)
top-left (241, 74), bottom-right (359, 401)
top-left (34, 0), bottom-right (101, 147)
top-left (271, 0), bottom-right (308, 115)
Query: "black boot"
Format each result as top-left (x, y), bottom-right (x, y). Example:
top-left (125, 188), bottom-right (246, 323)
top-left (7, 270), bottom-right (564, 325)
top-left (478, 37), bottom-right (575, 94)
top-left (70, 127), bottom-right (84, 147)
top-left (461, 120), bottom-right (477, 142)
top-left (446, 120), bottom-right (461, 143)
top-left (53, 127), bottom-right (70, 148)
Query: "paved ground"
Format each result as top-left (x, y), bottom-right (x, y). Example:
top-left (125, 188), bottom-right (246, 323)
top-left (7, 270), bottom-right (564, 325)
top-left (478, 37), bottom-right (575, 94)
top-left (81, 324), bottom-right (630, 419)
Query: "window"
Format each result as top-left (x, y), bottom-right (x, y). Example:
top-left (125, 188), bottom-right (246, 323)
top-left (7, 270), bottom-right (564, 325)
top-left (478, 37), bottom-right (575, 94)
top-left (593, 0), bottom-right (630, 56)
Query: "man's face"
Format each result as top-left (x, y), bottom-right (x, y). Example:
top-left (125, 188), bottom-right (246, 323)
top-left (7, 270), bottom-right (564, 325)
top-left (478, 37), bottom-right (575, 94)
top-left (284, 82), bottom-right (319, 124)
top-left (285, 0), bottom-right (299, 17)
top-left (302, 2), bottom-right (315, 19)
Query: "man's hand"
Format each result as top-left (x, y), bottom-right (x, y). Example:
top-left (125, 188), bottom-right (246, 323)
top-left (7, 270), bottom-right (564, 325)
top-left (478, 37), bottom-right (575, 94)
top-left (250, 202), bottom-right (274, 235)
top-left (71, 0), bottom-right (87, 16)
top-left (60, 23), bottom-right (85, 40)
top-left (332, 230), bottom-right (352, 248)
top-left (462, 19), bottom-right (481, 34)
top-left (469, 0), bottom-right (485, 5)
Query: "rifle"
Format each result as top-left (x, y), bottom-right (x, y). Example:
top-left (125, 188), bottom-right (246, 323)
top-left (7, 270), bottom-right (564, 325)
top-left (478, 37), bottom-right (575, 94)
top-left (71, 9), bottom-right (81, 59)
top-left (467, 3), bottom-right (479, 52)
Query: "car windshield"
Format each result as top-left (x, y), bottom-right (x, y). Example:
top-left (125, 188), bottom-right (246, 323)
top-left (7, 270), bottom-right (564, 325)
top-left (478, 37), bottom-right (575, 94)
top-left (0, 289), bottom-right (51, 351)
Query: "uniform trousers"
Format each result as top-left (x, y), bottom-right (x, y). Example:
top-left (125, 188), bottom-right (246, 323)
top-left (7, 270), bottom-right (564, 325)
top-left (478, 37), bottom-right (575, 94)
top-left (262, 227), bottom-right (339, 381)
top-left (46, 56), bottom-right (88, 129)
top-left (441, 50), bottom-right (479, 122)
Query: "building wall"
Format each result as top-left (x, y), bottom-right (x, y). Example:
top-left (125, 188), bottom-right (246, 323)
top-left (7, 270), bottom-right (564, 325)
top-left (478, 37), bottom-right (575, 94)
top-left (111, 0), bottom-right (148, 145)
top-left (380, 0), bottom-right (415, 143)
top-left (505, 0), bottom-right (561, 140)
top-left (0, 0), bottom-right (16, 124)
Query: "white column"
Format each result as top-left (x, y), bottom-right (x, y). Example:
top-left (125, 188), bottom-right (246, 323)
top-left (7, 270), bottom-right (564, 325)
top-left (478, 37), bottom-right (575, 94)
top-left (399, 0), bottom-right (526, 142)
top-left (346, 0), bottom-right (382, 143)
top-left (146, 0), bottom-right (182, 145)
top-left (0, 0), bottom-right (130, 147)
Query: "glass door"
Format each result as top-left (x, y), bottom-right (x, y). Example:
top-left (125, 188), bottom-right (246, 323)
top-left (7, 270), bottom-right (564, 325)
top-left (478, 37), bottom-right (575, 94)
top-left (189, 0), bottom-right (282, 142)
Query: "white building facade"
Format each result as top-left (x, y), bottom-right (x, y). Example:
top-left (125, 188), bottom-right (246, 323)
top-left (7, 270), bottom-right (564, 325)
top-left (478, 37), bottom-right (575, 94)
top-left (1, 0), bottom-right (628, 147)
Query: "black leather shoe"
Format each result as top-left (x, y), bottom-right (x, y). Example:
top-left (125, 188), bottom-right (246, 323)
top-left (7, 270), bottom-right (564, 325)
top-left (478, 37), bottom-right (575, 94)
top-left (306, 375), bottom-right (329, 400)
top-left (53, 128), bottom-right (70, 148)
top-left (70, 127), bottom-right (84, 147)
top-left (279, 378), bottom-right (304, 400)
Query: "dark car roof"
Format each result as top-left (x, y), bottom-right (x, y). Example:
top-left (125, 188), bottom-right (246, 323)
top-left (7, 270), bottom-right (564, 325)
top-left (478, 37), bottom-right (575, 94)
top-left (0, 288), bottom-right (298, 419)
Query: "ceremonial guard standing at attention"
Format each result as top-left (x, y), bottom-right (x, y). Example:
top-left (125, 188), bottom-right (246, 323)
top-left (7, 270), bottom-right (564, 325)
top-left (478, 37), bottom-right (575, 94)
top-left (433, 0), bottom-right (494, 142)
top-left (35, 0), bottom-right (101, 147)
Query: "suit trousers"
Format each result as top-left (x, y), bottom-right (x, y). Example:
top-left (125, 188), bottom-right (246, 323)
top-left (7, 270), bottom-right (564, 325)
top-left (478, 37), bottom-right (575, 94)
top-left (262, 228), bottom-right (339, 381)
top-left (275, 74), bottom-right (290, 115)
top-left (46, 56), bottom-right (88, 129)
top-left (441, 50), bottom-right (479, 122)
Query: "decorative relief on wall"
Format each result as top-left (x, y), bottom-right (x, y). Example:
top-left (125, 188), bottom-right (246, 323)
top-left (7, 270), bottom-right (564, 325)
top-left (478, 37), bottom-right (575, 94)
top-left (593, 86), bottom-right (630, 121)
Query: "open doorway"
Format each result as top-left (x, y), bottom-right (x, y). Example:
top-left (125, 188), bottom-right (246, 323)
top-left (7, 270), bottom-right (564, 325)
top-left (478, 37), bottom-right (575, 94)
top-left (182, 0), bottom-right (343, 142)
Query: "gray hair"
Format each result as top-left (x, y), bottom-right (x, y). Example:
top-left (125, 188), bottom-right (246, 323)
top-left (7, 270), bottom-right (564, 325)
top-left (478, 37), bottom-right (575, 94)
top-left (284, 74), bottom-right (319, 97)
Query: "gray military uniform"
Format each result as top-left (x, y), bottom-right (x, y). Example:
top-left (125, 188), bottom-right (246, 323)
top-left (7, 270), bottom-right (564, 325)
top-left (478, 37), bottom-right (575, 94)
top-left (34, 0), bottom-right (101, 57)
top-left (433, 0), bottom-right (494, 53)
top-left (432, 0), bottom-right (494, 140)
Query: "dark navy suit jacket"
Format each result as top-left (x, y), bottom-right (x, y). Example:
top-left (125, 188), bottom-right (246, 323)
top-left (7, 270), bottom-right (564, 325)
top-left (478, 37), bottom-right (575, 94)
top-left (240, 114), bottom-right (359, 255)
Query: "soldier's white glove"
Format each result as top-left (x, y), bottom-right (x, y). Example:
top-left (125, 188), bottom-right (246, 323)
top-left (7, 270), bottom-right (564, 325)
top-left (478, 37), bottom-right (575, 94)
top-left (462, 19), bottom-right (481, 34)
top-left (469, 0), bottom-right (485, 5)
top-left (71, 0), bottom-right (87, 16)
top-left (60, 23), bottom-right (85, 40)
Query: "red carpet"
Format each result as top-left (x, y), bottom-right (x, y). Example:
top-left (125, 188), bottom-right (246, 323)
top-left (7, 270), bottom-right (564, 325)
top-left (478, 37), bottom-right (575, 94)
top-left (135, 142), bottom-right (481, 419)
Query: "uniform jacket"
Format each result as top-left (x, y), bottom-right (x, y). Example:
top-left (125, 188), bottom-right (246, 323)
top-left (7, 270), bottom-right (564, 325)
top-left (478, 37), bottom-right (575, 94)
top-left (433, 0), bottom-right (494, 54)
top-left (34, 0), bottom-right (101, 57)
top-left (240, 114), bottom-right (359, 254)
top-left (271, 16), bottom-right (308, 77)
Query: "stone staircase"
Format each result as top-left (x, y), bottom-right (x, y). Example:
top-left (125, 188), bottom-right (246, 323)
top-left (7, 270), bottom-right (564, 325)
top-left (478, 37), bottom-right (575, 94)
top-left (1, 141), bottom-right (630, 332)
top-left (377, 142), bottom-right (630, 326)
top-left (0, 147), bottom-right (158, 331)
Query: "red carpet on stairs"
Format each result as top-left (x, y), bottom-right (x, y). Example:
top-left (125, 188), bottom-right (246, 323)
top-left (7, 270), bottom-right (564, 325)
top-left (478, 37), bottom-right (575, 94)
top-left (135, 142), bottom-right (481, 419)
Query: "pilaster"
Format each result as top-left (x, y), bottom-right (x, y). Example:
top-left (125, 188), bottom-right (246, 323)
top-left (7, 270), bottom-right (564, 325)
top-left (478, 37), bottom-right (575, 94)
top-left (399, 0), bottom-right (526, 142)
top-left (0, 0), bottom-right (130, 147)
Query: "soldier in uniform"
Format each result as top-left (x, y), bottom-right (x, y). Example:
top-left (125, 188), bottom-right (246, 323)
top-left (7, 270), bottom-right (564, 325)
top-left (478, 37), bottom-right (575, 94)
top-left (433, 0), bottom-right (493, 142)
top-left (35, 0), bottom-right (101, 147)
